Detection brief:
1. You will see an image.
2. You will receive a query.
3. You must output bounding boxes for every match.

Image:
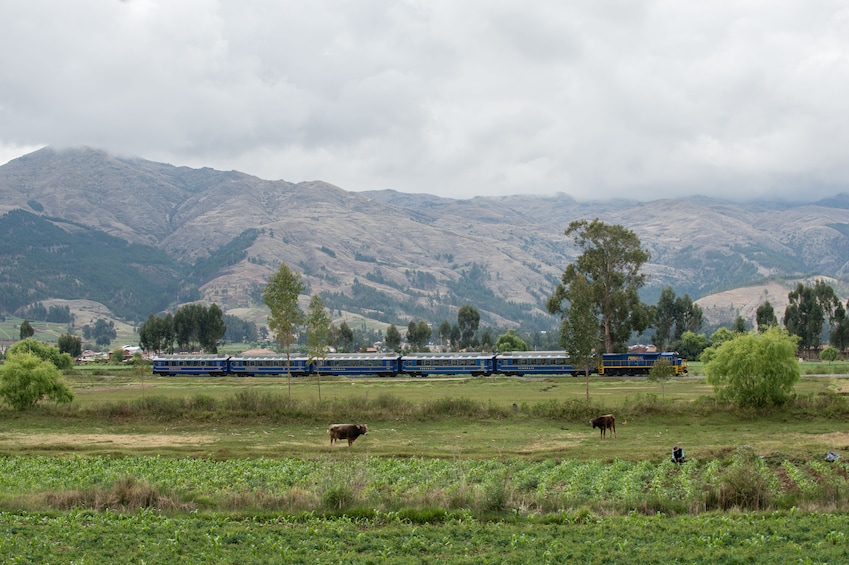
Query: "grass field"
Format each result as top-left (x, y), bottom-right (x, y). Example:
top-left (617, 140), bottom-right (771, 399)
top-left (2, 368), bottom-right (849, 563)
top-left (2, 372), bottom-right (848, 460)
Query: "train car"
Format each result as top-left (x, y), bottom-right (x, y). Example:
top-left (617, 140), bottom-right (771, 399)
top-left (598, 351), bottom-right (688, 376)
top-left (152, 354), bottom-right (230, 376)
top-left (495, 351), bottom-right (583, 376)
top-left (313, 352), bottom-right (401, 377)
top-left (228, 354), bottom-right (312, 377)
top-left (400, 352), bottom-right (495, 377)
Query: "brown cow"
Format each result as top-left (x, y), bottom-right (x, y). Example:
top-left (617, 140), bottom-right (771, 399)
top-left (328, 424), bottom-right (368, 446)
top-left (590, 414), bottom-right (616, 439)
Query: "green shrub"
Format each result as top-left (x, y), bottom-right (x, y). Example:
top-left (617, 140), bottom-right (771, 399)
top-left (322, 486), bottom-right (355, 510)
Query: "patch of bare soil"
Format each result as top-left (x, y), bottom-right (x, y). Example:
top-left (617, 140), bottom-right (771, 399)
top-left (0, 433), bottom-right (214, 448)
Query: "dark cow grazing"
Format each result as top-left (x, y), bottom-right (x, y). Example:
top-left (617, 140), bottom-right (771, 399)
top-left (328, 424), bottom-right (368, 446)
top-left (590, 414), bottom-right (616, 439)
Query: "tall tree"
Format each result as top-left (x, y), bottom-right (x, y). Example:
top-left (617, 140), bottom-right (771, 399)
top-left (138, 314), bottom-right (160, 353)
top-left (337, 321), bottom-right (354, 352)
top-left (547, 219), bottom-right (650, 353)
top-left (263, 263), bottom-right (305, 399)
top-left (784, 281), bottom-right (838, 357)
top-left (406, 320), bottom-right (432, 350)
top-left (385, 324), bottom-right (402, 352)
top-left (829, 300), bottom-right (849, 352)
top-left (199, 303), bottom-right (226, 353)
top-left (306, 294), bottom-right (331, 401)
top-left (58, 333), bottom-right (82, 358)
top-left (674, 294), bottom-right (703, 339)
top-left (557, 272), bottom-right (600, 401)
top-left (652, 286), bottom-right (677, 351)
top-left (91, 318), bottom-right (116, 348)
top-left (457, 304), bottom-right (480, 350)
top-left (19, 319), bottom-right (34, 340)
top-left (437, 320), bottom-right (453, 349)
top-left (756, 301), bottom-right (778, 332)
top-left (480, 330), bottom-right (494, 352)
top-left (161, 313), bottom-right (175, 353)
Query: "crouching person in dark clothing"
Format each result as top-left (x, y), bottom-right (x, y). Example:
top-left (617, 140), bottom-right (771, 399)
top-left (672, 445), bottom-right (685, 464)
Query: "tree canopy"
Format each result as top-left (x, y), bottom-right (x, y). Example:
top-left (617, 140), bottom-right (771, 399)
top-left (7, 338), bottom-right (73, 370)
top-left (263, 263), bottom-right (305, 352)
top-left (783, 280), bottom-right (838, 357)
top-left (496, 329), bottom-right (530, 352)
top-left (756, 300), bottom-right (778, 332)
top-left (547, 219), bottom-right (650, 353)
top-left (406, 320), bottom-right (432, 351)
top-left (556, 271), bottom-right (598, 399)
top-left (305, 293), bottom-right (331, 401)
top-left (385, 324), bottom-right (402, 352)
top-left (306, 294), bottom-right (331, 361)
top-left (457, 304), bottom-right (480, 350)
top-left (653, 287), bottom-right (704, 351)
top-left (704, 327), bottom-right (800, 408)
top-left (0, 351), bottom-right (74, 410)
top-left (19, 319), bottom-right (34, 340)
top-left (263, 263), bottom-right (305, 398)
top-left (58, 333), bottom-right (82, 358)
top-left (139, 304), bottom-right (225, 353)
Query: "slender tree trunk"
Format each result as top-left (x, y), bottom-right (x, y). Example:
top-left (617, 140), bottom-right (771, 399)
top-left (286, 347), bottom-right (292, 400)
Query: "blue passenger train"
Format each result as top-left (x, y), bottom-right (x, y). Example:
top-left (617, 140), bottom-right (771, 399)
top-left (152, 350), bottom-right (687, 378)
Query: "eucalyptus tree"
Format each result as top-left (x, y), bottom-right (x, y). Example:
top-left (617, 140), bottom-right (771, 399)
top-left (829, 300), bottom-right (849, 353)
top-left (653, 287), bottom-right (677, 351)
top-left (457, 304), bottom-right (480, 350)
top-left (547, 219), bottom-right (650, 353)
top-left (756, 300), bottom-right (778, 332)
top-left (58, 333), bottom-right (82, 358)
top-left (673, 294), bottom-right (703, 339)
top-left (337, 321), bottom-right (354, 352)
top-left (406, 320), bottom-right (432, 351)
top-left (198, 304), bottom-right (226, 353)
top-left (784, 280), bottom-right (839, 357)
top-left (437, 320), bottom-right (453, 349)
top-left (19, 319), bottom-right (34, 340)
top-left (385, 324), bottom-right (402, 352)
top-left (263, 262), bottom-right (305, 399)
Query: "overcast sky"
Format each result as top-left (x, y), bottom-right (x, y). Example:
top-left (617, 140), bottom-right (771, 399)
top-left (2, 1), bottom-right (848, 201)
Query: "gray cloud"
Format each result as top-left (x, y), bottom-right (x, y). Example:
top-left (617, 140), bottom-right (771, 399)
top-left (1, 0), bottom-right (848, 201)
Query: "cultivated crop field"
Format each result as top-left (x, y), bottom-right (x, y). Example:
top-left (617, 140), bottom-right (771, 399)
top-left (1, 371), bottom-right (849, 563)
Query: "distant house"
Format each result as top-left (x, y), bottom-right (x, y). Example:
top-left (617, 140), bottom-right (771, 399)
top-left (122, 345), bottom-right (142, 359)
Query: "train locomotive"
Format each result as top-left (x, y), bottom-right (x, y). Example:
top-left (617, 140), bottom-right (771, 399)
top-left (152, 350), bottom-right (687, 378)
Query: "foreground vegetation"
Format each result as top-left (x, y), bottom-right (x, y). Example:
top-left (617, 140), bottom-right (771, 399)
top-left (2, 510), bottom-right (848, 564)
top-left (2, 446), bottom-right (848, 515)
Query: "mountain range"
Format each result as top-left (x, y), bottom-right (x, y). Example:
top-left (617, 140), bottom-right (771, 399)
top-left (2, 146), bottom-right (848, 334)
